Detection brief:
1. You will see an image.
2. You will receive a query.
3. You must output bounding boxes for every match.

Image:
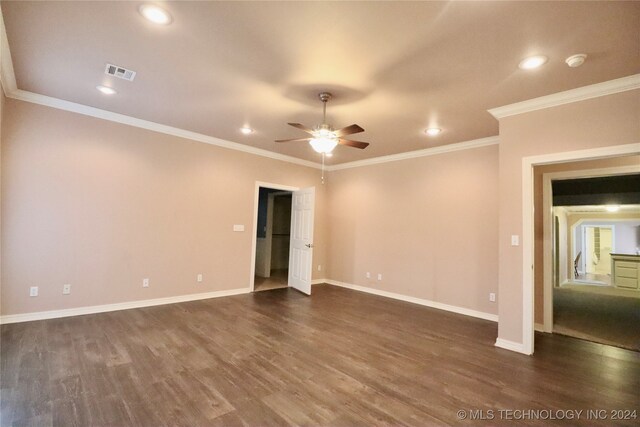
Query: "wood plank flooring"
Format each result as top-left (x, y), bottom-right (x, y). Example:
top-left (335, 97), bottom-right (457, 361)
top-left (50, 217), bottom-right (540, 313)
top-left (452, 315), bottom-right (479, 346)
top-left (1, 284), bottom-right (639, 426)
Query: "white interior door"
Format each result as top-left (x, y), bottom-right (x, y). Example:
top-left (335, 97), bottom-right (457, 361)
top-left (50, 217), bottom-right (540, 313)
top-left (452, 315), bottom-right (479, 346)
top-left (288, 187), bottom-right (315, 295)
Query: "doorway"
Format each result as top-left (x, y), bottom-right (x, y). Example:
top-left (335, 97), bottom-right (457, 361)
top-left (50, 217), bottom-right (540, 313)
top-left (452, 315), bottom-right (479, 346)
top-left (254, 188), bottom-right (293, 292)
top-left (580, 225), bottom-right (614, 284)
top-left (542, 170), bottom-right (640, 351)
top-left (250, 182), bottom-right (316, 295)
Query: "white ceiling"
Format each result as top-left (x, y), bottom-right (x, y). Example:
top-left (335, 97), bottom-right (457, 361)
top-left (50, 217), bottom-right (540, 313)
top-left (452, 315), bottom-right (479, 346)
top-left (3, 1), bottom-right (640, 164)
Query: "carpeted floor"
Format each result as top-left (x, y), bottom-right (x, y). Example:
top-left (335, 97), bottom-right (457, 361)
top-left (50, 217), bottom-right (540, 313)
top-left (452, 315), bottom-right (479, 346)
top-left (554, 287), bottom-right (640, 351)
top-left (560, 283), bottom-right (640, 298)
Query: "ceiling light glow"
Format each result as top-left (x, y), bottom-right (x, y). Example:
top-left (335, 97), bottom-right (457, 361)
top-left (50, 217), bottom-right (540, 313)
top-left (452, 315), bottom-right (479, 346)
top-left (139, 4), bottom-right (172, 25)
top-left (606, 205), bottom-right (620, 212)
top-left (518, 55), bottom-right (548, 70)
top-left (96, 85), bottom-right (116, 95)
top-left (425, 128), bottom-right (441, 136)
top-left (309, 137), bottom-right (338, 154)
top-left (240, 127), bottom-right (254, 135)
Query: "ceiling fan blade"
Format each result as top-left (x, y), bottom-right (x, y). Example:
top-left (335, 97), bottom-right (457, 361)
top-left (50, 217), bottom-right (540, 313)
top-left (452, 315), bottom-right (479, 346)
top-left (275, 137), bottom-right (311, 143)
top-left (333, 124), bottom-right (364, 137)
top-left (338, 138), bottom-right (369, 149)
top-left (288, 123), bottom-right (315, 134)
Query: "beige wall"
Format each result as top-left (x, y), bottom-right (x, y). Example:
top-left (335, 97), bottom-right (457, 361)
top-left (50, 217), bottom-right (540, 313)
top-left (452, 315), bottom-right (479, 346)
top-left (327, 144), bottom-right (499, 316)
top-left (498, 89), bottom-right (640, 345)
top-left (1, 98), bottom-right (327, 315)
top-left (532, 156), bottom-right (640, 324)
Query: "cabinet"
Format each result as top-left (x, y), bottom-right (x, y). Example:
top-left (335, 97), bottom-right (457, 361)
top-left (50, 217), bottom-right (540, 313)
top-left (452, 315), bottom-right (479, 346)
top-left (611, 254), bottom-right (640, 290)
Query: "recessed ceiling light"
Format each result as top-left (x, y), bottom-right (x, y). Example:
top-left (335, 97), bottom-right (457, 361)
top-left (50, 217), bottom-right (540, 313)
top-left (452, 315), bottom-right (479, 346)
top-left (518, 55), bottom-right (548, 70)
top-left (565, 54), bottom-right (587, 68)
top-left (240, 127), bottom-right (254, 135)
top-left (96, 85), bottom-right (116, 95)
top-left (606, 205), bottom-right (620, 212)
top-left (325, 153), bottom-right (333, 158)
top-left (425, 128), bottom-right (441, 136)
top-left (139, 4), bottom-right (172, 25)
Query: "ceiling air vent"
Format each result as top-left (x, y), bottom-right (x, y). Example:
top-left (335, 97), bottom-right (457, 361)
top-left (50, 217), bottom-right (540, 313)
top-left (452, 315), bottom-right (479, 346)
top-left (104, 63), bottom-right (136, 81)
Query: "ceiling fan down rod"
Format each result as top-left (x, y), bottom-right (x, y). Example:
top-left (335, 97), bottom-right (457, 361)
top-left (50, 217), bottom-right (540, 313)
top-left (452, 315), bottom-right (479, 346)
top-left (319, 92), bottom-right (332, 126)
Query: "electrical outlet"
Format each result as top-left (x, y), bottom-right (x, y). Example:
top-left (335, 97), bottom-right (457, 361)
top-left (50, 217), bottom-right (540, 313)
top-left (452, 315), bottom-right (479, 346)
top-left (63, 284), bottom-right (71, 295)
top-left (29, 286), bottom-right (39, 297)
top-left (197, 274), bottom-right (203, 283)
top-left (377, 273), bottom-right (382, 281)
top-left (366, 272), bottom-right (371, 279)
top-left (143, 278), bottom-right (150, 288)
top-left (317, 265), bottom-right (322, 272)
top-left (489, 292), bottom-right (496, 302)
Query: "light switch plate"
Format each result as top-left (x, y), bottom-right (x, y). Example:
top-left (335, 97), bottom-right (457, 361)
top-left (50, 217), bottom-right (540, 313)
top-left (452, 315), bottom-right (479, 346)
top-left (511, 235), bottom-right (519, 246)
top-left (233, 224), bottom-right (245, 232)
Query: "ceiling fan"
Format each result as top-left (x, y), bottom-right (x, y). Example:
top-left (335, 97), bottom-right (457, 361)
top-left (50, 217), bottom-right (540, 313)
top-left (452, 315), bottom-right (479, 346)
top-left (275, 92), bottom-right (369, 154)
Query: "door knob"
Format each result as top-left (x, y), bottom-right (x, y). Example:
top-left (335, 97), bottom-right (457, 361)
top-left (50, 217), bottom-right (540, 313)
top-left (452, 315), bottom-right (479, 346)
top-left (305, 243), bottom-right (314, 248)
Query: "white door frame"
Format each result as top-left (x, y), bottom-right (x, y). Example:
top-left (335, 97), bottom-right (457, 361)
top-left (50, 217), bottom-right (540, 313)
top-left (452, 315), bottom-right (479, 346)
top-left (581, 224), bottom-right (616, 275)
top-left (522, 142), bottom-right (639, 355)
top-left (250, 181), bottom-right (299, 292)
top-left (541, 164), bottom-right (637, 333)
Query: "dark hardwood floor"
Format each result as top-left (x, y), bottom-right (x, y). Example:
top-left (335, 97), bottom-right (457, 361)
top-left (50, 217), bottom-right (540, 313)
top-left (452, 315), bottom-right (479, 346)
top-left (1, 284), bottom-right (639, 426)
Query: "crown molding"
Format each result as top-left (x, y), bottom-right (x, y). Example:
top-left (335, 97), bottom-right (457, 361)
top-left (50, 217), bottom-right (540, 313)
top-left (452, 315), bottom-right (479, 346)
top-left (326, 136), bottom-right (499, 171)
top-left (0, 7), bottom-right (323, 170)
top-left (0, 4), bottom-right (497, 172)
top-left (4, 5), bottom-right (632, 172)
top-left (0, 3), bottom-right (17, 96)
top-left (7, 85), bottom-right (501, 172)
top-left (9, 89), bottom-right (325, 169)
top-left (488, 74), bottom-right (640, 119)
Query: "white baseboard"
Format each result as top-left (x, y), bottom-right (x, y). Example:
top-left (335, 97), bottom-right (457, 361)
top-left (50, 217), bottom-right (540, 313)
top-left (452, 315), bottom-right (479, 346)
top-left (534, 323), bottom-right (545, 332)
top-left (324, 279), bottom-right (498, 322)
top-left (495, 338), bottom-right (530, 355)
top-left (0, 278), bottom-right (495, 325)
top-left (0, 287), bottom-right (250, 324)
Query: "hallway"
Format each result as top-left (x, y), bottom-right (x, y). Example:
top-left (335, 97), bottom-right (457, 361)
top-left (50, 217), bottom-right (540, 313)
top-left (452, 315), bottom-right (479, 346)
top-left (554, 286), bottom-right (640, 351)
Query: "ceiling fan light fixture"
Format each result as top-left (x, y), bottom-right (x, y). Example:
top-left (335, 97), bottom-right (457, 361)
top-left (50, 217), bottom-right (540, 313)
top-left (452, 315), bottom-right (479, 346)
top-left (309, 137), bottom-right (338, 154)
